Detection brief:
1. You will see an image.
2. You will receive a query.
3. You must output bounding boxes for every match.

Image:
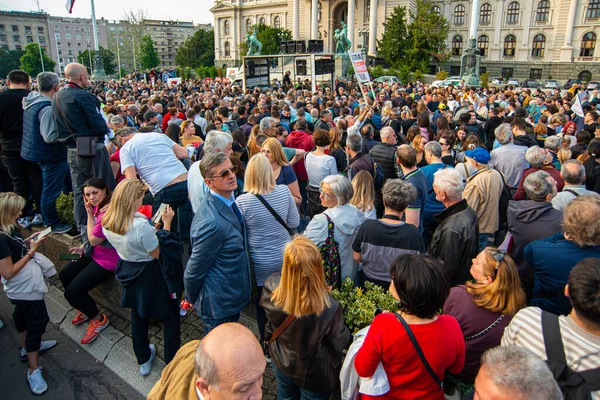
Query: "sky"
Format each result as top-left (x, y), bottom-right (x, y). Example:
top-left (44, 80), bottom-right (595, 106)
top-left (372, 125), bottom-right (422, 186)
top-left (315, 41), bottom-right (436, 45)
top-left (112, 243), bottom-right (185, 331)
top-left (0, 0), bottom-right (216, 24)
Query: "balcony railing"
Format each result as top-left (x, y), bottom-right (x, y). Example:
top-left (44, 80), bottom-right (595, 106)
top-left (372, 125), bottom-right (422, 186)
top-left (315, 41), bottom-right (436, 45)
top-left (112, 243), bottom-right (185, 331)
top-left (574, 56), bottom-right (599, 62)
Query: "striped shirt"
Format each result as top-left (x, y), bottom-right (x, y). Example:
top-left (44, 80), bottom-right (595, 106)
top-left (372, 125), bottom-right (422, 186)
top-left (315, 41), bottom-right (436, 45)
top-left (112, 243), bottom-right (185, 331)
top-left (501, 307), bottom-right (600, 399)
top-left (236, 185), bottom-right (300, 286)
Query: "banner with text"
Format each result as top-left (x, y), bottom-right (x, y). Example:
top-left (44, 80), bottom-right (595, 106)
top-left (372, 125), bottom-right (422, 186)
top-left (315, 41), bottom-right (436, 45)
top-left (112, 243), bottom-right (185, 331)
top-left (348, 51), bottom-right (371, 84)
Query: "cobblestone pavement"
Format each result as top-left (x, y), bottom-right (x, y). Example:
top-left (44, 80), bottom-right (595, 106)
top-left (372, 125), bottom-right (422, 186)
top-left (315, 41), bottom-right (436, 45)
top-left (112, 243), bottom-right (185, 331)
top-left (47, 275), bottom-right (278, 399)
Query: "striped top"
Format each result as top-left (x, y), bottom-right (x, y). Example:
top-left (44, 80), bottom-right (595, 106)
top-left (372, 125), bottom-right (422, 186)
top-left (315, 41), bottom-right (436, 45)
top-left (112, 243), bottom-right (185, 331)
top-left (501, 307), bottom-right (600, 399)
top-left (236, 185), bottom-right (300, 286)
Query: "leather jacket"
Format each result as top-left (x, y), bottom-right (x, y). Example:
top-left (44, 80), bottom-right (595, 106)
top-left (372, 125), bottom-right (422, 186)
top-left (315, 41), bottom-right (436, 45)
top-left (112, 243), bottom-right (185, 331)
top-left (260, 273), bottom-right (352, 393)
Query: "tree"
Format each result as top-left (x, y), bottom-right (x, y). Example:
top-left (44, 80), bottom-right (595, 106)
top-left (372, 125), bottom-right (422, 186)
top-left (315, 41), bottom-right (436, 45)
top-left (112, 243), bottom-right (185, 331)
top-left (377, 6), bottom-right (411, 69)
top-left (407, 0), bottom-right (450, 70)
top-left (140, 35), bottom-right (160, 70)
top-left (77, 46), bottom-right (117, 75)
top-left (175, 29), bottom-right (215, 68)
top-left (120, 8), bottom-right (149, 69)
top-left (0, 49), bottom-right (25, 78)
top-left (19, 43), bottom-right (56, 77)
top-left (239, 24), bottom-right (292, 57)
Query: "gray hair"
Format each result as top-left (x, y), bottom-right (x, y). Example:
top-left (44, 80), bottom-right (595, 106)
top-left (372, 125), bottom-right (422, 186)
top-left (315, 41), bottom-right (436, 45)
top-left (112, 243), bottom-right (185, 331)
top-left (495, 123), bottom-right (513, 145)
top-left (480, 346), bottom-right (562, 400)
top-left (545, 135), bottom-right (561, 151)
top-left (346, 132), bottom-right (363, 152)
top-left (380, 127), bottom-right (395, 141)
top-left (199, 151), bottom-right (229, 179)
top-left (424, 141), bottom-right (442, 158)
top-left (561, 159), bottom-right (585, 184)
top-left (194, 342), bottom-right (219, 389)
top-left (433, 168), bottom-right (464, 200)
top-left (204, 130), bottom-right (233, 154)
top-left (36, 72), bottom-right (59, 92)
top-left (110, 115), bottom-right (125, 125)
top-left (382, 179), bottom-right (417, 212)
top-left (321, 175), bottom-right (354, 206)
top-left (525, 146), bottom-right (549, 169)
top-left (259, 117), bottom-right (275, 132)
top-left (524, 170), bottom-right (553, 201)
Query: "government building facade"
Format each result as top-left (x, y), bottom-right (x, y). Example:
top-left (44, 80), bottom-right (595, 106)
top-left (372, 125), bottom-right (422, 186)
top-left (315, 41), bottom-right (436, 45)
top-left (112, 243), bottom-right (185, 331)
top-left (211, 0), bottom-right (600, 81)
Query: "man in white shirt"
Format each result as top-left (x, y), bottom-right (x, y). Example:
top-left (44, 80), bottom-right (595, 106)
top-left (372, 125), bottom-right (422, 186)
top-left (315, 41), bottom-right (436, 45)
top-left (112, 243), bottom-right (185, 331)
top-left (552, 160), bottom-right (600, 211)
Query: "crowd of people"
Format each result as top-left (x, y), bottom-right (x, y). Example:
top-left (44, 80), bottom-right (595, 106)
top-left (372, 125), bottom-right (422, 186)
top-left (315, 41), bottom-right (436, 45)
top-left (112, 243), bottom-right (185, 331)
top-left (0, 62), bottom-right (599, 399)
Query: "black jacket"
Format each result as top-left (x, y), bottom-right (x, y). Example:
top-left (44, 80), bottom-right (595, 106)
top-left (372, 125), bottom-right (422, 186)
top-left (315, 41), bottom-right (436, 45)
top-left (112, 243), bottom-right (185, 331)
top-left (429, 199), bottom-right (479, 286)
top-left (156, 230), bottom-right (184, 298)
top-left (483, 116), bottom-right (503, 150)
top-left (0, 88), bottom-right (29, 152)
top-left (370, 142), bottom-right (397, 180)
top-left (52, 83), bottom-right (109, 146)
top-left (514, 134), bottom-right (537, 148)
top-left (401, 118), bottom-right (416, 137)
top-left (261, 273), bottom-right (351, 392)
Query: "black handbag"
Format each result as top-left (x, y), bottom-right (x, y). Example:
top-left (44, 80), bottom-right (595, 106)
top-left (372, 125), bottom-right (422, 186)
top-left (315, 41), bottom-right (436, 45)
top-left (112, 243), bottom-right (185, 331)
top-left (55, 97), bottom-right (98, 158)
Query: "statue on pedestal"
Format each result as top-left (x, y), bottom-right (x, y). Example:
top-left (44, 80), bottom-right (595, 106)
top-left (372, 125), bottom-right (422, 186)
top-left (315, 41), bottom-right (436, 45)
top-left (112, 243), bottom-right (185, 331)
top-left (334, 21), bottom-right (352, 76)
top-left (246, 28), bottom-right (262, 56)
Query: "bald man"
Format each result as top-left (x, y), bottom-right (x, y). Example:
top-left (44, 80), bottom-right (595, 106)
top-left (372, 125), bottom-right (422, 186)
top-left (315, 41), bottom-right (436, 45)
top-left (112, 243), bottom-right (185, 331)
top-left (148, 323), bottom-right (265, 400)
top-left (52, 63), bottom-right (115, 248)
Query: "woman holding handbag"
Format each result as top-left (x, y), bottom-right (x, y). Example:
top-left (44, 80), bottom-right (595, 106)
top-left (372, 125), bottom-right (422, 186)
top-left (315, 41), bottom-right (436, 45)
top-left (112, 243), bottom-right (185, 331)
top-left (260, 235), bottom-right (352, 400)
top-left (0, 192), bottom-right (56, 395)
top-left (235, 153), bottom-right (299, 360)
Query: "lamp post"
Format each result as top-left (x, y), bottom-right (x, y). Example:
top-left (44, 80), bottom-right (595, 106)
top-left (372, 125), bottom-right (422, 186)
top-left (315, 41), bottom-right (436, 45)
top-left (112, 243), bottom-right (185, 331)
top-left (116, 31), bottom-right (122, 79)
top-left (86, 39), bottom-right (93, 74)
top-left (358, 28), bottom-right (369, 64)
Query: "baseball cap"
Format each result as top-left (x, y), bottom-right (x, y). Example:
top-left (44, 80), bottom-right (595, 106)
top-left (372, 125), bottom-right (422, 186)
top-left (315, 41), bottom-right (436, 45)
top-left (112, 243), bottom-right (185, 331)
top-left (438, 103), bottom-right (448, 111)
top-left (464, 147), bottom-right (490, 164)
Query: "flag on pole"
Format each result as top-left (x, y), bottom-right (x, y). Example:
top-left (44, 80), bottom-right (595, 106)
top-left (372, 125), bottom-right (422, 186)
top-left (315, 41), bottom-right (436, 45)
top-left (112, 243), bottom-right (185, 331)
top-left (65, 0), bottom-right (75, 13)
top-left (572, 91), bottom-right (588, 118)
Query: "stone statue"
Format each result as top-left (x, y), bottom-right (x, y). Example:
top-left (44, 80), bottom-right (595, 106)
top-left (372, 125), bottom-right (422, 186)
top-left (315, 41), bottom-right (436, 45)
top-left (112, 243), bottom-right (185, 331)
top-left (246, 28), bottom-right (262, 56)
top-left (334, 21), bottom-right (351, 55)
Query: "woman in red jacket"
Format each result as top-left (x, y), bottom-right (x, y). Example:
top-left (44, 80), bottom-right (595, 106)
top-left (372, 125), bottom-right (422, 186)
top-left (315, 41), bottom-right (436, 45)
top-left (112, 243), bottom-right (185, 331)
top-left (355, 254), bottom-right (465, 400)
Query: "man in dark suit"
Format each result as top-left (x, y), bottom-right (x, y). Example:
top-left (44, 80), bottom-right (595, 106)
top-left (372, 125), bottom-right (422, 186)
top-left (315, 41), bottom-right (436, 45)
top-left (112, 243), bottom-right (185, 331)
top-left (184, 152), bottom-right (251, 334)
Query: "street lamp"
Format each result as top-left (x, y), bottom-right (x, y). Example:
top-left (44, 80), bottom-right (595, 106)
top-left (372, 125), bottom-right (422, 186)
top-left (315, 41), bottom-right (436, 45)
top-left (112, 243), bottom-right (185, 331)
top-left (358, 28), bottom-right (369, 64)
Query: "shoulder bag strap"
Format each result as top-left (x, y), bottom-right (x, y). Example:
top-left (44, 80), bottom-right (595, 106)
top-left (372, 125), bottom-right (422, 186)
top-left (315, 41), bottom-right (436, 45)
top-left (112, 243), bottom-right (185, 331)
top-left (464, 314), bottom-right (505, 341)
top-left (55, 95), bottom-right (76, 139)
top-left (255, 194), bottom-right (295, 235)
top-left (541, 310), bottom-right (568, 365)
top-left (395, 313), bottom-right (444, 390)
top-left (267, 314), bottom-right (295, 344)
top-left (563, 189), bottom-right (581, 198)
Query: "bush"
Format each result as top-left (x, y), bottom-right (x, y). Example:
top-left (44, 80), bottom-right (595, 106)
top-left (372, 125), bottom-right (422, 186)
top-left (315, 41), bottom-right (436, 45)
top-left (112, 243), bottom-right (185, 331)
top-left (480, 72), bottom-right (490, 88)
top-left (397, 65), bottom-right (412, 85)
top-left (414, 69), bottom-right (424, 82)
top-left (331, 277), bottom-right (399, 333)
top-left (436, 70), bottom-right (449, 81)
top-left (56, 192), bottom-right (74, 226)
top-left (369, 65), bottom-right (385, 79)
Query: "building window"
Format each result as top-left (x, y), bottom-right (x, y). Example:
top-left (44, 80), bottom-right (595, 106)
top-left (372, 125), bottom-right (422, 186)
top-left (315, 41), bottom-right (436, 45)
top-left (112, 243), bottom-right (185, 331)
top-left (65, 26), bottom-right (70, 31)
top-left (15, 45), bottom-right (22, 50)
top-left (55, 33), bottom-right (61, 39)
top-left (504, 34), bottom-right (516, 56)
top-left (77, 42), bottom-right (82, 47)
top-left (318, 1), bottom-right (323, 21)
top-left (479, 67), bottom-right (487, 74)
top-left (37, 26), bottom-right (44, 33)
top-left (12, 25), bottom-right (18, 32)
top-left (76, 34), bottom-right (81, 40)
top-left (67, 42), bottom-right (72, 47)
top-left (259, 17), bottom-right (266, 25)
top-left (224, 20), bottom-right (230, 35)
top-left (0, 24), bottom-right (5, 32)
top-left (274, 16), bottom-right (282, 28)
top-left (246, 18), bottom-right (252, 33)
top-left (39, 37), bottom-right (45, 45)
top-left (454, 5), bottom-right (466, 25)
top-left (25, 26), bottom-right (32, 34)
top-left (536, 0), bottom-right (550, 22)
top-left (587, 0), bottom-right (600, 18)
top-left (1, 45), bottom-right (8, 50)
top-left (507, 2), bottom-right (520, 23)
top-left (580, 32), bottom-right (597, 57)
top-left (57, 41), bottom-right (61, 46)
top-left (480, 3), bottom-right (492, 24)
top-left (0, 35), bottom-right (6, 43)
top-left (452, 35), bottom-right (463, 56)
top-left (13, 35), bottom-right (20, 43)
top-left (450, 66), bottom-right (461, 76)
top-left (530, 68), bottom-right (542, 79)
top-left (66, 33), bottom-right (71, 40)
top-left (432, 6), bottom-right (441, 16)
top-left (58, 49), bottom-right (62, 55)
top-left (224, 41), bottom-right (231, 57)
top-left (502, 67), bottom-right (514, 78)
top-left (26, 36), bottom-right (33, 43)
top-left (478, 35), bottom-right (489, 56)
top-left (531, 34), bottom-right (545, 57)
top-left (365, 0), bottom-right (371, 20)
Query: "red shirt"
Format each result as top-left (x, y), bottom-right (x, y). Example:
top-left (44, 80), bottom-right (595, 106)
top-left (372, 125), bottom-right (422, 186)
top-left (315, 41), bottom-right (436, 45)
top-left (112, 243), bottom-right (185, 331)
top-left (109, 148), bottom-right (125, 184)
top-left (161, 111), bottom-right (185, 132)
top-left (285, 130), bottom-right (314, 181)
top-left (355, 313), bottom-right (465, 400)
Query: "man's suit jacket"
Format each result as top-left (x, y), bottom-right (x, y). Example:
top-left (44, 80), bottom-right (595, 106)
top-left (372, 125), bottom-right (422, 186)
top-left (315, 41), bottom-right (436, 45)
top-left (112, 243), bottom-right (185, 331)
top-left (184, 193), bottom-right (251, 319)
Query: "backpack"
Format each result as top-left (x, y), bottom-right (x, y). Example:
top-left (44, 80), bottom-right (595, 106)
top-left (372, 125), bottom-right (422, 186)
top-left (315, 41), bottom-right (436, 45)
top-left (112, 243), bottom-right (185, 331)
top-left (369, 155), bottom-right (385, 191)
top-left (225, 120), bottom-right (239, 132)
top-left (541, 311), bottom-right (600, 399)
top-left (494, 168), bottom-right (513, 231)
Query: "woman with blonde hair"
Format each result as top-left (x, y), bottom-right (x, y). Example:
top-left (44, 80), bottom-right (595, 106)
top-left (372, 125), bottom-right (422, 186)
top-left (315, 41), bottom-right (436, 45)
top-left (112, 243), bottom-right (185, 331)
top-left (179, 120), bottom-right (203, 148)
top-left (236, 153), bottom-right (299, 358)
top-left (261, 235), bottom-right (351, 399)
top-left (247, 124), bottom-right (262, 158)
top-left (102, 179), bottom-right (181, 376)
top-left (350, 170), bottom-right (376, 220)
top-left (443, 247), bottom-right (525, 383)
top-left (406, 125), bottom-right (429, 168)
top-left (261, 137), bottom-right (302, 204)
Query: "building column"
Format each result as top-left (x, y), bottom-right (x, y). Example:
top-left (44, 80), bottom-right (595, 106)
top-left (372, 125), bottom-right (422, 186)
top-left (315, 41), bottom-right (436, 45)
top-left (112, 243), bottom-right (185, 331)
top-left (232, 13), bottom-right (238, 64)
top-left (368, 0), bottom-right (377, 56)
top-left (311, 0), bottom-right (319, 40)
top-left (293, 0), bottom-right (300, 39)
top-left (560, 0), bottom-right (578, 61)
top-left (348, 0), bottom-right (355, 51)
top-left (214, 18), bottom-right (220, 60)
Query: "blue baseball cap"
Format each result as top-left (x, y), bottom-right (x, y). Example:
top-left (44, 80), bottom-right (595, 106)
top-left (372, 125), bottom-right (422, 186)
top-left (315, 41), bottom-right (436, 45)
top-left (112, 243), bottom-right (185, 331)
top-left (464, 147), bottom-right (491, 164)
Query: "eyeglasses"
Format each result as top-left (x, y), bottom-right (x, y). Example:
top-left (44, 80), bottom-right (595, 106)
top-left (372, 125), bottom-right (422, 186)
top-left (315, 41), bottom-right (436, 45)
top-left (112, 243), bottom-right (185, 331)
top-left (207, 166), bottom-right (237, 179)
top-left (319, 189), bottom-right (337, 199)
top-left (492, 250), bottom-right (506, 269)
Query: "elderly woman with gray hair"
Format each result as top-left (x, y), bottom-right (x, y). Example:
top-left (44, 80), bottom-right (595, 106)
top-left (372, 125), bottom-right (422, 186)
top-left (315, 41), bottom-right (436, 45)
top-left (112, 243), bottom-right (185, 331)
top-left (304, 175), bottom-right (365, 283)
top-left (514, 146), bottom-right (565, 200)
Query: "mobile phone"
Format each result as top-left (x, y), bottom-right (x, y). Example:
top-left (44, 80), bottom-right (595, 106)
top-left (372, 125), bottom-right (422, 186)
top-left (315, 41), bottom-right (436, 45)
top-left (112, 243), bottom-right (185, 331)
top-left (59, 253), bottom-right (81, 260)
top-left (36, 227), bottom-right (52, 242)
top-left (152, 203), bottom-right (168, 224)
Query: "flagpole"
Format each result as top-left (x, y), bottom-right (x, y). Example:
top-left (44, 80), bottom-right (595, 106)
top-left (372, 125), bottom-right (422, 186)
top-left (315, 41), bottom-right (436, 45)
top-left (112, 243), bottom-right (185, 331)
top-left (89, 0), bottom-right (107, 78)
top-left (36, 0), bottom-right (44, 72)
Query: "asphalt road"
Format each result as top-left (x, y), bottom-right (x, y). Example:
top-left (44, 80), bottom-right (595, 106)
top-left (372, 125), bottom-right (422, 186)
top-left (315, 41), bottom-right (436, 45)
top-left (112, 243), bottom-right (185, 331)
top-left (0, 295), bottom-right (144, 400)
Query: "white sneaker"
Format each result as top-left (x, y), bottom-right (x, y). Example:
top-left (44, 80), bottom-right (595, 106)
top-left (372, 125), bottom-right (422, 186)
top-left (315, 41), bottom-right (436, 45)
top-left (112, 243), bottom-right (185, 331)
top-left (27, 366), bottom-right (48, 395)
top-left (139, 344), bottom-right (156, 376)
top-left (29, 214), bottom-right (45, 227)
top-left (20, 340), bottom-right (57, 362)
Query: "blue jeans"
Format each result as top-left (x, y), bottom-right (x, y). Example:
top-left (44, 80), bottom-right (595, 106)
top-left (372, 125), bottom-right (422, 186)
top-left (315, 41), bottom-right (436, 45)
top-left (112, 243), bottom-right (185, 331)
top-left (38, 161), bottom-right (70, 227)
top-left (479, 233), bottom-right (493, 252)
top-left (274, 365), bottom-right (330, 400)
top-left (201, 312), bottom-right (240, 335)
top-left (152, 181), bottom-right (192, 241)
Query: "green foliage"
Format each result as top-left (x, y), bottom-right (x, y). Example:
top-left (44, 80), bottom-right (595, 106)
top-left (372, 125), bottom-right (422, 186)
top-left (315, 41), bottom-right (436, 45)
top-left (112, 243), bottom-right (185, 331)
top-left (140, 35), bottom-right (160, 70)
top-left (175, 29), bottom-right (215, 69)
top-left (216, 67), bottom-right (225, 78)
top-left (369, 65), bottom-right (385, 79)
top-left (239, 24), bottom-right (292, 57)
top-left (480, 72), bottom-right (490, 87)
top-left (377, 6), bottom-right (410, 70)
top-left (0, 49), bottom-right (24, 78)
top-left (77, 46), bottom-right (117, 75)
top-left (56, 192), bottom-right (74, 226)
top-left (396, 65), bottom-right (412, 84)
top-left (19, 44), bottom-right (56, 77)
top-left (436, 70), bottom-right (449, 81)
top-left (196, 65), bottom-right (217, 78)
top-left (331, 278), bottom-right (399, 333)
top-left (414, 70), bottom-right (424, 81)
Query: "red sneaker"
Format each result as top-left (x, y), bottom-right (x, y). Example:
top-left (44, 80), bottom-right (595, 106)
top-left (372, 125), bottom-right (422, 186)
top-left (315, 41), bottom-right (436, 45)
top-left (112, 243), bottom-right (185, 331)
top-left (71, 311), bottom-right (89, 326)
top-left (81, 314), bottom-right (109, 344)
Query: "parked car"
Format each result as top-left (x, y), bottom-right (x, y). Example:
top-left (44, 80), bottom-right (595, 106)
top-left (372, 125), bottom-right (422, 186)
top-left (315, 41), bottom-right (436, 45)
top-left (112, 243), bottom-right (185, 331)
top-left (374, 75), bottom-right (402, 85)
top-left (544, 79), bottom-right (559, 89)
top-left (440, 79), bottom-right (463, 88)
top-left (523, 79), bottom-right (540, 88)
top-left (506, 78), bottom-right (520, 86)
top-left (586, 81), bottom-right (599, 90)
top-left (564, 79), bottom-right (581, 89)
top-left (491, 77), bottom-right (504, 84)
